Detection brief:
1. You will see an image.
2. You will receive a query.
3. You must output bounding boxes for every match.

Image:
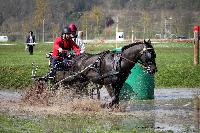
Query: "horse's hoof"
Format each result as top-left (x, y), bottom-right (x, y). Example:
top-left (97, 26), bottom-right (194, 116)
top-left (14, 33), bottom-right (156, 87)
top-left (108, 102), bottom-right (115, 108)
top-left (100, 103), bottom-right (112, 109)
top-left (100, 103), bottom-right (107, 108)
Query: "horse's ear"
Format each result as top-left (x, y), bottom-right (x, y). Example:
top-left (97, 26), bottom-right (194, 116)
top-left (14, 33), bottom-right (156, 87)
top-left (148, 39), bottom-right (151, 44)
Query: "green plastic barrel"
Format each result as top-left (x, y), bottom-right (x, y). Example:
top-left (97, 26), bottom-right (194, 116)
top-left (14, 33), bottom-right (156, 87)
top-left (112, 48), bottom-right (155, 100)
top-left (113, 47), bottom-right (122, 52)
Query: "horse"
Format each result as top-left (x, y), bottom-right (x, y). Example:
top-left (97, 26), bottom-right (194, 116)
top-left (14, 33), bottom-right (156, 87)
top-left (61, 39), bottom-right (157, 107)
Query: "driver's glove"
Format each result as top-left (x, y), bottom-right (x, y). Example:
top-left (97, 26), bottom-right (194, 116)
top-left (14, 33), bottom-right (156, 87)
top-left (58, 48), bottom-right (63, 53)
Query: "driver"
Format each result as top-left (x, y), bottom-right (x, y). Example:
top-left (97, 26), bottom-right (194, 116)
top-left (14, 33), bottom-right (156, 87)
top-left (48, 27), bottom-right (80, 78)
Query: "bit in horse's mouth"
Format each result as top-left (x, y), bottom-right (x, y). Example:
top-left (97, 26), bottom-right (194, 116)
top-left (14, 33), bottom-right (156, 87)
top-left (150, 69), bottom-right (157, 75)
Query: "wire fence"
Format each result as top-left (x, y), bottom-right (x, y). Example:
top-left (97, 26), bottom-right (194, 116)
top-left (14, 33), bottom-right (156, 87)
top-left (0, 16), bottom-right (194, 43)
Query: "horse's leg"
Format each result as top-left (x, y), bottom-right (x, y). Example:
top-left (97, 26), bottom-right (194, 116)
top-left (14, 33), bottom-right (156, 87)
top-left (100, 81), bottom-right (124, 108)
top-left (108, 81), bottom-right (124, 107)
top-left (90, 84), bottom-right (102, 100)
top-left (96, 84), bottom-right (103, 100)
top-left (97, 88), bottom-right (100, 100)
top-left (90, 88), bottom-right (94, 99)
top-left (104, 84), bottom-right (114, 97)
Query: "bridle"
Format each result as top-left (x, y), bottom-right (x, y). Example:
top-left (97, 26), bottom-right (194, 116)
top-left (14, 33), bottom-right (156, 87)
top-left (138, 46), bottom-right (155, 69)
top-left (117, 54), bottom-right (135, 64)
top-left (139, 47), bottom-right (154, 54)
top-left (118, 45), bottom-right (154, 62)
top-left (118, 45), bottom-right (154, 69)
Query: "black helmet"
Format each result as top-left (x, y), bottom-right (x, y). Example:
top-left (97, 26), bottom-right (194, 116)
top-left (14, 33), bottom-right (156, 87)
top-left (62, 27), bottom-right (71, 35)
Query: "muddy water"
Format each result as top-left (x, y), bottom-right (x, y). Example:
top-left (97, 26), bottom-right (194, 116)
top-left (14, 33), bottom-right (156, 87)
top-left (0, 88), bottom-right (200, 132)
top-left (120, 88), bottom-right (200, 132)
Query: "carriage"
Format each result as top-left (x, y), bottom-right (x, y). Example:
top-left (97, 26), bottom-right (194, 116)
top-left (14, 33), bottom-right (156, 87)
top-left (31, 39), bottom-right (157, 107)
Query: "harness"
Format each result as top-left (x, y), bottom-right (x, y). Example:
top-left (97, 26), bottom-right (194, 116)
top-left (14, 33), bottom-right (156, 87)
top-left (87, 50), bottom-right (121, 81)
top-left (90, 51), bottom-right (109, 74)
top-left (113, 51), bottom-right (122, 71)
top-left (138, 47), bottom-right (154, 69)
top-left (90, 45), bottom-right (154, 76)
top-left (112, 46), bottom-right (154, 73)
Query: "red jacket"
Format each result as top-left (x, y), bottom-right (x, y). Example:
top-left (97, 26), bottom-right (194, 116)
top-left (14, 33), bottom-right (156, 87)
top-left (52, 36), bottom-right (80, 58)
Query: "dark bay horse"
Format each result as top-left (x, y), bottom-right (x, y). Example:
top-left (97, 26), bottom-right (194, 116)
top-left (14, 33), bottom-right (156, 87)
top-left (68, 40), bottom-right (157, 107)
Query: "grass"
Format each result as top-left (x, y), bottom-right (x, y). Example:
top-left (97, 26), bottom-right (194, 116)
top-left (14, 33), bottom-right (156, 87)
top-left (0, 112), bottom-right (170, 133)
top-left (0, 42), bottom-right (52, 89)
top-left (154, 42), bottom-right (200, 88)
top-left (0, 41), bottom-right (200, 89)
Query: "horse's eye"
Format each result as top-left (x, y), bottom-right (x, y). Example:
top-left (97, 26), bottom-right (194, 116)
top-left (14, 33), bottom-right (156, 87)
top-left (146, 52), bottom-right (151, 59)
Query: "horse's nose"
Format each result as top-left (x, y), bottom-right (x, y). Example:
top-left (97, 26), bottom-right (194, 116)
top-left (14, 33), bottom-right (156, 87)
top-left (147, 65), bottom-right (157, 74)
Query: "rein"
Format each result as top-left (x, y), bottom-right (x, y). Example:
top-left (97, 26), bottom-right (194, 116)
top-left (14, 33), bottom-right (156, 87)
top-left (117, 54), bottom-right (147, 69)
top-left (117, 54), bottom-right (135, 64)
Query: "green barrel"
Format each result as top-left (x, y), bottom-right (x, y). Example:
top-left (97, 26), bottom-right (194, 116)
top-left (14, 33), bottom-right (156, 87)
top-left (120, 63), bottom-right (155, 100)
top-left (112, 48), bottom-right (155, 100)
top-left (113, 47), bottom-right (122, 52)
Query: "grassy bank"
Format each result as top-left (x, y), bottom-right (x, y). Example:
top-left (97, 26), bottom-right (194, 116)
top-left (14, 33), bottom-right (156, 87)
top-left (0, 112), bottom-right (164, 133)
top-left (0, 42), bottom-right (52, 89)
top-left (0, 42), bottom-right (200, 89)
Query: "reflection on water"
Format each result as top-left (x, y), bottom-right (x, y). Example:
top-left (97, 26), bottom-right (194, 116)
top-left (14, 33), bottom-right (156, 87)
top-left (0, 89), bottom-right (21, 100)
top-left (155, 88), bottom-right (200, 100)
top-left (101, 88), bottom-right (199, 132)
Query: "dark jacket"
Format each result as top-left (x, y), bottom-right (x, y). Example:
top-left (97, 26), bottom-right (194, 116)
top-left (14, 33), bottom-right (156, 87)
top-left (26, 35), bottom-right (35, 43)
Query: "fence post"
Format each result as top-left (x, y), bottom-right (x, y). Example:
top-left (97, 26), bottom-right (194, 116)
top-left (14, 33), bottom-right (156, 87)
top-left (193, 95), bottom-right (199, 132)
top-left (194, 26), bottom-right (199, 65)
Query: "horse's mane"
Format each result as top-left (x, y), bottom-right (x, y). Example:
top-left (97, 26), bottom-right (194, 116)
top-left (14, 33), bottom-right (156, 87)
top-left (121, 41), bottom-right (143, 52)
top-left (84, 50), bottom-right (111, 56)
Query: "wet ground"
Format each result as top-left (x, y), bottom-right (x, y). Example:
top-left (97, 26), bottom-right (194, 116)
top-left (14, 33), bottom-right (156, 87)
top-left (0, 88), bottom-right (200, 132)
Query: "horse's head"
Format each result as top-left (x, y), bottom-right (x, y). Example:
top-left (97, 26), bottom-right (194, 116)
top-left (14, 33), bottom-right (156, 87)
top-left (138, 39), bottom-right (157, 75)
